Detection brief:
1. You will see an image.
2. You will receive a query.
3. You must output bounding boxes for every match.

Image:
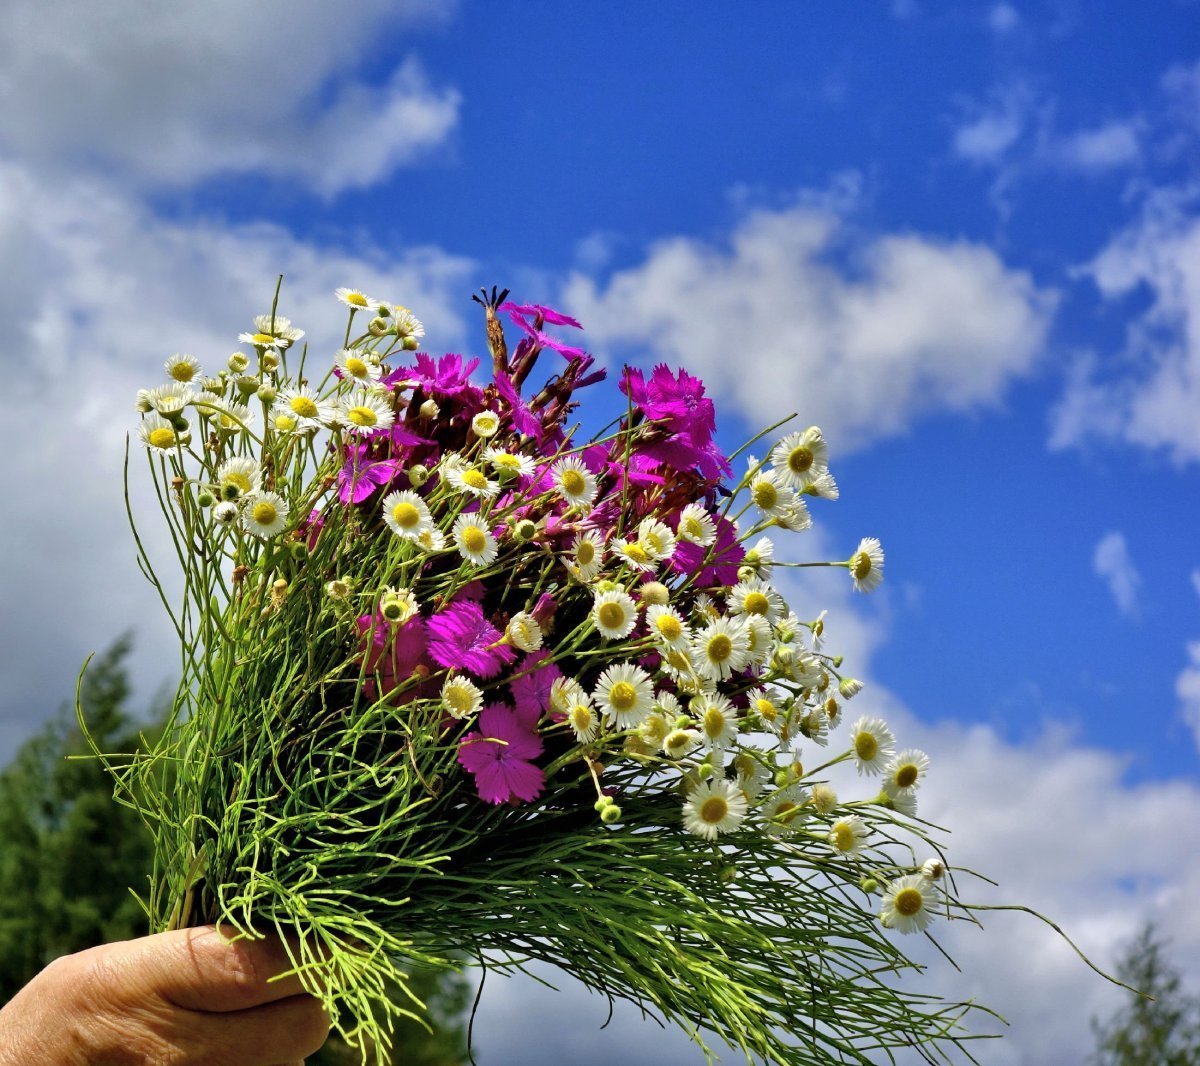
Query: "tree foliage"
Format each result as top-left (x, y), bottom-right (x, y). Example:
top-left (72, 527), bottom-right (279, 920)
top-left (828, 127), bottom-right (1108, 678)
top-left (1092, 923), bottom-right (1200, 1066)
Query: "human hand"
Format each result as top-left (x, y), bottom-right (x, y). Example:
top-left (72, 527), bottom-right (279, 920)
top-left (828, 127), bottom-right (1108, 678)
top-left (0, 925), bottom-right (330, 1065)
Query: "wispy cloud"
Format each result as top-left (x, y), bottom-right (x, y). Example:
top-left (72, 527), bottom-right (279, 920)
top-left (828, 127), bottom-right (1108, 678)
top-left (1177, 642), bottom-right (1200, 755)
top-left (1093, 532), bottom-right (1142, 618)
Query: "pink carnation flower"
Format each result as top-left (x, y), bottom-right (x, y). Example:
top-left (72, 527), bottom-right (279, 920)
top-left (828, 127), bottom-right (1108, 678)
top-left (458, 703), bottom-right (545, 805)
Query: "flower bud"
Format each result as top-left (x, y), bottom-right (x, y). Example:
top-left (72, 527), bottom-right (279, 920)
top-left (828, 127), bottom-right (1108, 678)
top-left (168, 413), bottom-right (190, 432)
top-left (639, 581), bottom-right (670, 606)
top-left (593, 795), bottom-right (614, 812)
top-left (221, 482), bottom-right (241, 502)
top-left (719, 864), bottom-right (738, 884)
top-left (859, 877), bottom-right (880, 895)
top-left (600, 804), bottom-right (622, 824)
top-left (256, 383), bottom-right (278, 403)
top-left (419, 399), bottom-right (439, 420)
top-left (213, 502), bottom-right (238, 525)
top-left (514, 518), bottom-right (538, 542)
top-left (407, 464), bottom-right (429, 488)
top-left (227, 352), bottom-right (249, 373)
top-left (288, 541), bottom-right (308, 560)
top-left (325, 579), bottom-right (352, 601)
top-left (259, 351), bottom-right (279, 373)
top-left (235, 375), bottom-right (259, 397)
top-left (402, 335), bottom-right (420, 350)
top-left (196, 490), bottom-right (215, 508)
top-left (135, 389), bottom-right (153, 413)
top-left (368, 316), bottom-right (390, 336)
top-left (177, 431), bottom-right (193, 447)
top-left (839, 677), bottom-right (863, 699)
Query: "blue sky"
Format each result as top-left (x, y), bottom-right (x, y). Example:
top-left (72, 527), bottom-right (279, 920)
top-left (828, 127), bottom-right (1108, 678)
top-left (1, 2), bottom-right (1199, 1062)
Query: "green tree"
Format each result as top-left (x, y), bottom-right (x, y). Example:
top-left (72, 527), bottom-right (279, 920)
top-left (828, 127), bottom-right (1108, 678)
top-left (0, 634), bottom-right (156, 1001)
top-left (1092, 923), bottom-right (1200, 1065)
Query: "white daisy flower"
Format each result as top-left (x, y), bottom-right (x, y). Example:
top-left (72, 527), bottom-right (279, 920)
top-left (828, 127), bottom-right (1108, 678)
top-left (241, 491), bottom-right (290, 539)
top-left (505, 611), bottom-right (543, 653)
top-left (840, 677), bottom-right (865, 700)
top-left (569, 530), bottom-right (605, 582)
top-left (799, 707), bottom-right (830, 747)
top-left (452, 514), bottom-right (498, 566)
top-left (612, 538), bottom-right (657, 572)
top-left (447, 463), bottom-right (500, 499)
top-left (392, 309), bottom-right (425, 340)
top-left (415, 526), bottom-right (447, 552)
top-left (693, 594), bottom-right (720, 622)
top-left (551, 457), bottom-right (598, 508)
top-left (637, 517), bottom-right (677, 561)
top-left (380, 586), bottom-right (419, 625)
top-left (741, 615), bottom-right (773, 667)
top-left (886, 788), bottom-right (919, 817)
top-left (593, 662), bottom-right (654, 728)
top-left (883, 749), bottom-right (930, 796)
top-left (646, 604), bottom-right (690, 651)
top-left (769, 426), bottom-right (829, 489)
top-left (811, 783), bottom-right (838, 816)
top-left (591, 588), bottom-right (638, 640)
top-left (879, 874), bottom-right (937, 934)
top-left (653, 690), bottom-right (683, 719)
top-left (692, 615), bottom-right (751, 681)
top-left (921, 858), bottom-right (947, 883)
top-left (848, 537), bottom-right (885, 593)
top-left (658, 646), bottom-right (702, 687)
top-left (381, 490), bottom-right (433, 541)
top-left (212, 501), bottom-right (238, 525)
top-left (682, 778), bottom-right (748, 841)
top-left (762, 787), bottom-right (809, 838)
top-left (747, 462), bottom-right (798, 519)
top-left (694, 693), bottom-right (738, 752)
top-left (675, 503), bottom-right (716, 547)
top-left (809, 609), bottom-right (828, 651)
top-left (164, 353), bottom-right (201, 384)
top-left (335, 287), bottom-right (378, 311)
top-left (335, 348), bottom-right (382, 385)
top-left (216, 457), bottom-right (261, 500)
top-left (821, 695), bottom-right (843, 731)
top-left (731, 752), bottom-right (771, 800)
top-left (138, 413), bottom-right (180, 453)
top-left (254, 314), bottom-right (303, 348)
top-left (485, 448), bottom-right (536, 480)
top-left (549, 676), bottom-right (588, 718)
top-left (850, 716), bottom-right (896, 776)
top-left (728, 576), bottom-right (785, 623)
top-left (639, 712), bottom-right (670, 747)
top-left (828, 814), bottom-right (869, 856)
top-left (442, 676), bottom-right (483, 720)
top-left (145, 383), bottom-right (194, 417)
top-left (566, 696), bottom-right (600, 743)
top-left (662, 727), bottom-right (701, 759)
top-left (774, 498), bottom-right (812, 532)
top-left (741, 535), bottom-right (775, 577)
top-left (805, 471), bottom-right (840, 500)
top-left (338, 391), bottom-right (395, 435)
top-left (274, 387), bottom-right (330, 431)
top-left (747, 688), bottom-right (784, 735)
top-left (471, 410), bottom-right (501, 438)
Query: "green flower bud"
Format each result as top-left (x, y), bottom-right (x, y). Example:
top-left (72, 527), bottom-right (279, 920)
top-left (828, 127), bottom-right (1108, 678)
top-left (593, 795), bottom-right (613, 812)
top-left (859, 877), bottom-right (880, 895)
top-left (402, 335), bottom-right (420, 350)
top-left (227, 352), bottom-right (249, 373)
top-left (368, 316), bottom-right (390, 336)
top-left (419, 399), bottom-right (439, 420)
top-left (514, 518), bottom-right (538, 542)
top-left (259, 351), bottom-right (280, 373)
top-left (407, 464), bottom-right (429, 488)
top-left (256, 383), bottom-right (278, 403)
top-left (600, 804), bottom-right (622, 824)
top-left (639, 581), bottom-right (670, 606)
top-left (288, 541), bottom-right (308, 560)
top-left (220, 482), bottom-right (241, 501)
top-left (719, 864), bottom-right (738, 884)
top-left (168, 413), bottom-right (190, 432)
top-left (196, 490), bottom-right (215, 508)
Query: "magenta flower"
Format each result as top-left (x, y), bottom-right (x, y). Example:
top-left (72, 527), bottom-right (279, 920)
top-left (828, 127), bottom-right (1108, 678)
top-left (501, 302), bottom-right (583, 329)
top-left (620, 364), bottom-right (731, 479)
top-left (501, 302), bottom-right (587, 359)
top-left (355, 613), bottom-right (429, 701)
top-left (425, 600), bottom-right (515, 679)
top-left (384, 352), bottom-right (480, 397)
top-left (337, 444), bottom-right (405, 504)
top-left (457, 703), bottom-right (545, 805)
top-left (510, 651), bottom-right (562, 721)
top-left (671, 513), bottom-right (745, 587)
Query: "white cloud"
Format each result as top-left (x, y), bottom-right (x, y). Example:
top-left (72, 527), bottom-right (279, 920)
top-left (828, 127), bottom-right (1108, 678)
top-left (988, 3), bottom-right (1021, 33)
top-left (1177, 642), bottom-right (1200, 754)
top-left (0, 158), bottom-right (476, 753)
top-left (0, 0), bottom-right (460, 194)
top-left (1092, 531), bottom-right (1142, 617)
top-left (953, 98), bottom-right (1028, 164)
top-left (562, 195), bottom-right (1055, 452)
top-left (1053, 121), bottom-right (1142, 172)
top-left (1051, 184), bottom-right (1200, 462)
top-left (1192, 568), bottom-right (1200, 601)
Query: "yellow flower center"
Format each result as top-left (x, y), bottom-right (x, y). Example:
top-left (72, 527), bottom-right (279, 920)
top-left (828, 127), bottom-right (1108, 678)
top-left (345, 357), bottom-right (369, 377)
top-left (597, 602), bottom-right (626, 631)
top-left (169, 364), bottom-right (195, 382)
top-left (462, 469), bottom-right (488, 490)
top-left (346, 405), bottom-right (378, 427)
top-left (252, 501), bottom-right (278, 525)
top-left (832, 822), bottom-right (857, 852)
top-left (475, 415), bottom-right (498, 432)
top-left (147, 427), bottom-right (176, 449)
top-left (576, 541), bottom-right (595, 566)
top-left (743, 591), bottom-right (770, 615)
top-left (703, 707), bottom-right (726, 738)
top-left (445, 685), bottom-right (473, 714)
top-left (894, 887), bottom-right (924, 917)
top-left (852, 551), bottom-right (873, 580)
top-left (655, 614), bottom-right (682, 641)
top-left (274, 414), bottom-right (298, 431)
top-left (699, 796), bottom-right (729, 825)
top-left (608, 681), bottom-right (637, 713)
top-left (665, 730), bottom-right (691, 754)
top-left (290, 396), bottom-right (319, 418)
top-left (894, 763), bottom-right (919, 789)
top-left (346, 292), bottom-right (369, 307)
top-left (774, 801), bottom-right (800, 826)
top-left (392, 502), bottom-right (421, 529)
top-left (561, 469), bottom-right (587, 496)
top-left (787, 445), bottom-right (814, 474)
top-left (752, 479), bottom-right (778, 510)
top-left (755, 699), bottom-right (777, 723)
top-left (854, 732), bottom-right (878, 761)
top-left (624, 543), bottom-right (651, 564)
top-left (223, 472), bottom-right (253, 494)
top-left (642, 715), bottom-right (667, 742)
top-left (252, 333), bottom-right (276, 345)
top-left (570, 704), bottom-right (594, 732)
top-left (707, 634), bottom-right (733, 663)
top-left (493, 453), bottom-right (520, 471)
top-left (665, 650), bottom-right (691, 673)
top-left (683, 516), bottom-right (705, 538)
top-left (461, 526), bottom-right (487, 554)
top-left (644, 531), bottom-right (667, 553)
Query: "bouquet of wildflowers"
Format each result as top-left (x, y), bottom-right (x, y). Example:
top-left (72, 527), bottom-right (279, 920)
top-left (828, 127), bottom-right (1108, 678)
top-left (96, 281), bottom-right (1085, 1064)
